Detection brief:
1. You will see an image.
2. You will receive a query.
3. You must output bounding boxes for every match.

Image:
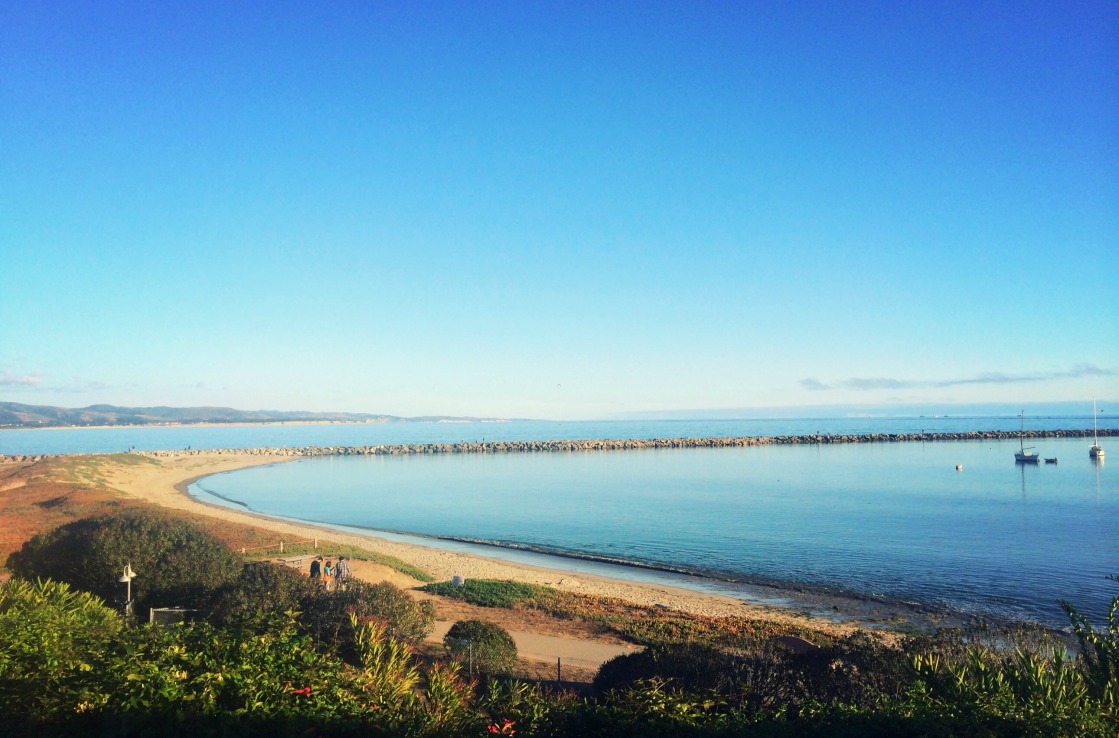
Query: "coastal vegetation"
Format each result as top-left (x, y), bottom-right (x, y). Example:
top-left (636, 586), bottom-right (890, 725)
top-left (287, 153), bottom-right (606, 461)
top-left (2, 566), bottom-right (1117, 736)
top-left (0, 455), bottom-right (430, 583)
top-left (443, 620), bottom-right (519, 677)
top-left (1, 461), bottom-right (1116, 735)
top-left (7, 511), bottom-right (241, 614)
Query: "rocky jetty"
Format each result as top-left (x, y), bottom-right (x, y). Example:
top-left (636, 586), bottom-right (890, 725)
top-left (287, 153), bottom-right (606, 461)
top-left (3, 428), bottom-right (1115, 463)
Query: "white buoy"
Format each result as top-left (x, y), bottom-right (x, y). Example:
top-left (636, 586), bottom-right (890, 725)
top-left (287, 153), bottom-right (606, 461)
top-left (955, 464), bottom-right (963, 471)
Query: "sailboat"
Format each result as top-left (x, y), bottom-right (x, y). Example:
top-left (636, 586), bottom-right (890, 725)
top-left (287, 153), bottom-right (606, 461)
top-left (1090, 400), bottom-right (1105, 459)
top-left (1015, 411), bottom-right (1040, 464)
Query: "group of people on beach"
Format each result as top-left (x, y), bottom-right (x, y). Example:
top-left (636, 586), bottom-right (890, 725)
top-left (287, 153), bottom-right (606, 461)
top-left (308, 554), bottom-right (350, 590)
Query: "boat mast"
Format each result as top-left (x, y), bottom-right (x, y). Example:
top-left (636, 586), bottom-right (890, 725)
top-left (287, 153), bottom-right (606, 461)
top-left (1094, 400), bottom-right (1099, 447)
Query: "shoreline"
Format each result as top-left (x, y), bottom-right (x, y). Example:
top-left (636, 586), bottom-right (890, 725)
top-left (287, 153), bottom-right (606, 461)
top-left (96, 451), bottom-right (922, 637)
top-left (175, 456), bottom-right (962, 634)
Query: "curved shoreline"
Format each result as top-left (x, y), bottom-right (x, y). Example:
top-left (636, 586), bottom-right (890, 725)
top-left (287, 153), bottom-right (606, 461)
top-left (6, 427), bottom-right (1113, 462)
top-left (186, 478), bottom-right (955, 629)
top-left (86, 453), bottom-right (858, 634)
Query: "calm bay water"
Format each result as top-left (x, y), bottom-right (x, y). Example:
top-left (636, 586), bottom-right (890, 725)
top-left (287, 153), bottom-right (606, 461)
top-left (5, 417), bottom-right (1115, 626)
top-left (190, 435), bottom-right (1118, 627)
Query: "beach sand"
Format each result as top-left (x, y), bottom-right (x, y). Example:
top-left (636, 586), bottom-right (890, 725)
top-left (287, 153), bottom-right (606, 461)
top-left (103, 452), bottom-right (870, 639)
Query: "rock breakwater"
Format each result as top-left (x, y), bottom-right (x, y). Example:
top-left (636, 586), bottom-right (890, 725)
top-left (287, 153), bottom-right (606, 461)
top-left (3, 429), bottom-right (1114, 463)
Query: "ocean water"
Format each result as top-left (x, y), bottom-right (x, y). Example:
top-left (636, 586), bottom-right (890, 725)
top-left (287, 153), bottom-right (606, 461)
top-left (190, 435), bottom-right (1118, 627)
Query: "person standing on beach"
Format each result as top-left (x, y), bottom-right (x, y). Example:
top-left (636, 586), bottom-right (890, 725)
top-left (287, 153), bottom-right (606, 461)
top-left (309, 556), bottom-right (322, 581)
top-left (335, 556), bottom-right (350, 591)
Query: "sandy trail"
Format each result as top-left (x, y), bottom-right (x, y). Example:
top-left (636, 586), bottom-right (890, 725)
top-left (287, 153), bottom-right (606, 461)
top-left (103, 452), bottom-right (861, 638)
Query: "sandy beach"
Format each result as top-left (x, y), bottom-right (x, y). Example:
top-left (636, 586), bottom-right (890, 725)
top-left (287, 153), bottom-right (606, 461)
top-left (99, 452), bottom-right (869, 638)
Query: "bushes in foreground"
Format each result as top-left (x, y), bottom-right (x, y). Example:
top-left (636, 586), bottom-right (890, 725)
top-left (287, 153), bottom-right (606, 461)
top-left (2, 573), bottom-right (1117, 737)
top-left (211, 561), bottom-right (435, 652)
top-left (5, 511), bottom-right (241, 614)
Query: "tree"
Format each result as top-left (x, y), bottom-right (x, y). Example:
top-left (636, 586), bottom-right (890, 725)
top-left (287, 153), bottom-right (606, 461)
top-left (6, 511), bottom-right (241, 614)
top-left (443, 620), bottom-right (517, 677)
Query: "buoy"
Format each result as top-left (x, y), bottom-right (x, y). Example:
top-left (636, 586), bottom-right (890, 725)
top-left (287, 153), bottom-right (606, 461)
top-left (955, 464), bottom-right (963, 471)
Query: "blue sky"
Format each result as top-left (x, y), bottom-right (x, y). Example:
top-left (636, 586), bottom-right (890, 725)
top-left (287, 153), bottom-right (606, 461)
top-left (2, 1), bottom-right (1117, 420)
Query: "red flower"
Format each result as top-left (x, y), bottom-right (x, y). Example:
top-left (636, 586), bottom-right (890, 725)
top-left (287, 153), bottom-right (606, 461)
top-left (487, 718), bottom-right (516, 735)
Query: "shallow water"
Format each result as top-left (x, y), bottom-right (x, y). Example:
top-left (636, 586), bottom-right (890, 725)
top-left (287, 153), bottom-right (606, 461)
top-left (191, 436), bottom-right (1117, 627)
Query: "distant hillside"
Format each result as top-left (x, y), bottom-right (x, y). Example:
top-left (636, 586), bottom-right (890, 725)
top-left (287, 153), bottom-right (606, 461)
top-left (0, 402), bottom-right (509, 428)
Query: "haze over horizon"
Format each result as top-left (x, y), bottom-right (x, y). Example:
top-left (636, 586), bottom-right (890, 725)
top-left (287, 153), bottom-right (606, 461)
top-left (2, 2), bottom-right (1117, 420)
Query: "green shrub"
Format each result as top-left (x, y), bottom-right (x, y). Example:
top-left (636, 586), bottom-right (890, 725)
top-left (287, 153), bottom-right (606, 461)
top-left (5, 511), bottom-right (241, 614)
top-left (444, 620), bottom-right (517, 677)
top-left (209, 561), bottom-right (319, 628)
top-left (1062, 574), bottom-right (1119, 707)
top-left (305, 580), bottom-right (435, 649)
top-left (0, 578), bottom-right (122, 722)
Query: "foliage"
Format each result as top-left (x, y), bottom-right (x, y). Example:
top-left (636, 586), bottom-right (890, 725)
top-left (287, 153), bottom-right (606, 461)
top-left (478, 678), bottom-right (580, 737)
top-left (6, 511), bottom-right (241, 614)
top-left (99, 614), bottom-right (355, 720)
top-left (444, 619), bottom-right (518, 677)
top-left (595, 633), bottom-right (913, 711)
top-left (0, 578), bottom-right (122, 721)
top-left (209, 561), bottom-right (319, 627)
top-left (423, 579), bottom-right (549, 608)
top-left (2, 575), bottom-right (1116, 738)
top-left (305, 579), bottom-right (435, 648)
top-left (212, 562), bottom-right (434, 654)
top-left (1061, 574), bottom-right (1119, 707)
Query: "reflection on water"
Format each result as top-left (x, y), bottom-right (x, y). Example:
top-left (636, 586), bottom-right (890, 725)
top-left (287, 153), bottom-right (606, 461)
top-left (192, 437), bottom-right (1118, 627)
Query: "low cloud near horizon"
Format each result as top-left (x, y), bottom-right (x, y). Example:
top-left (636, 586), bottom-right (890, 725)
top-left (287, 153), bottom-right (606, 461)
top-left (0, 372), bottom-right (42, 387)
top-left (801, 364), bottom-right (1115, 392)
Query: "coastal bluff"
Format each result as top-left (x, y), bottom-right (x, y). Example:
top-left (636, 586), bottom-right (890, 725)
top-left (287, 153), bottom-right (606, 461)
top-left (5, 428), bottom-right (1113, 463)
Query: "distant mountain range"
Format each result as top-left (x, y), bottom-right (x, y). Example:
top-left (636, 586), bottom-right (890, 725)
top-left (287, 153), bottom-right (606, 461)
top-left (0, 402), bottom-right (513, 428)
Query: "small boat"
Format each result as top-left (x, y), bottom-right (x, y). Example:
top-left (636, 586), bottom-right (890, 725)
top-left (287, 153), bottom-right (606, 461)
top-left (1045, 458), bottom-right (1058, 464)
top-left (1090, 400), bottom-right (1105, 459)
top-left (1015, 411), bottom-right (1040, 464)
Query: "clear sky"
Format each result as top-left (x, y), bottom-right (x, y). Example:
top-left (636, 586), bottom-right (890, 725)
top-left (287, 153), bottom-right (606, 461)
top-left (2, 1), bottom-right (1117, 420)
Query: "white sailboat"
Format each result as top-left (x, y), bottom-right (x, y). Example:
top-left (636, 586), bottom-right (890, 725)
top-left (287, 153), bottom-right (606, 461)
top-left (1015, 411), bottom-right (1040, 464)
top-left (1090, 400), bottom-right (1104, 459)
